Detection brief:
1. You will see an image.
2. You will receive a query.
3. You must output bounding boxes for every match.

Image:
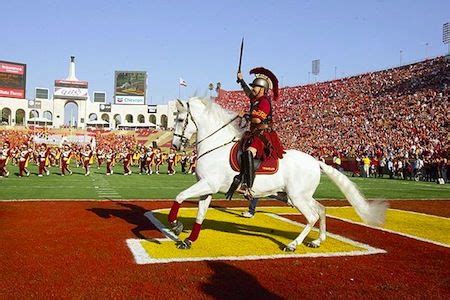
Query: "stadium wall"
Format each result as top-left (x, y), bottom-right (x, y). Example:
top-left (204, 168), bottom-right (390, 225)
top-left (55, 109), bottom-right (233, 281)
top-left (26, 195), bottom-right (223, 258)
top-left (0, 96), bottom-right (176, 130)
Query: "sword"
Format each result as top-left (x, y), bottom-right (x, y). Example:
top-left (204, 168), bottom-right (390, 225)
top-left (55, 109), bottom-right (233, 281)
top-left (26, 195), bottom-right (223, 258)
top-left (236, 37), bottom-right (244, 83)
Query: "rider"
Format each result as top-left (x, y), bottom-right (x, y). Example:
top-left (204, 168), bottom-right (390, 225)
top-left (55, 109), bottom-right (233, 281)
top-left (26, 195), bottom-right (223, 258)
top-left (226, 67), bottom-right (285, 199)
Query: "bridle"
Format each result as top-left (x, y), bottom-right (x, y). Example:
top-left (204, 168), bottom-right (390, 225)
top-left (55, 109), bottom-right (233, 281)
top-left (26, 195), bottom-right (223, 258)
top-left (173, 102), bottom-right (239, 159)
top-left (173, 102), bottom-right (197, 147)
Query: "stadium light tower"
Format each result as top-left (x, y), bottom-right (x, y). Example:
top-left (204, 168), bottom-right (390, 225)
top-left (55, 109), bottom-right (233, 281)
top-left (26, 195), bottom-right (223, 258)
top-left (443, 22), bottom-right (450, 55)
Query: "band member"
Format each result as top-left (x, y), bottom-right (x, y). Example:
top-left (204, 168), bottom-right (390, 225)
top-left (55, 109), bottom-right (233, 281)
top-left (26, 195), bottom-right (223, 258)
top-left (36, 144), bottom-right (51, 177)
top-left (10, 146), bottom-right (18, 166)
top-left (81, 145), bottom-right (93, 176)
top-left (52, 147), bottom-right (60, 167)
top-left (60, 144), bottom-right (73, 176)
top-left (188, 150), bottom-right (197, 175)
top-left (139, 146), bottom-right (147, 175)
top-left (167, 147), bottom-right (176, 175)
top-left (0, 142), bottom-right (11, 177)
top-left (71, 146), bottom-right (79, 168)
top-left (18, 144), bottom-right (32, 177)
top-left (105, 148), bottom-right (115, 175)
top-left (226, 67), bottom-right (285, 199)
top-left (132, 147), bottom-right (140, 167)
top-left (96, 147), bottom-right (105, 169)
top-left (180, 151), bottom-right (188, 174)
top-left (145, 147), bottom-right (154, 175)
top-left (122, 146), bottom-right (133, 175)
top-left (153, 148), bottom-right (162, 175)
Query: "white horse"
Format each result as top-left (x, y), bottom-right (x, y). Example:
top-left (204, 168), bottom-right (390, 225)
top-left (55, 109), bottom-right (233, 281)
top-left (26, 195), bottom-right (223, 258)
top-left (168, 97), bottom-right (387, 251)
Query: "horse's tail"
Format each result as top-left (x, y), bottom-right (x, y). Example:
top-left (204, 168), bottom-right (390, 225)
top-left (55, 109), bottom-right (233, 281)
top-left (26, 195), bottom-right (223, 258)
top-left (318, 161), bottom-right (387, 226)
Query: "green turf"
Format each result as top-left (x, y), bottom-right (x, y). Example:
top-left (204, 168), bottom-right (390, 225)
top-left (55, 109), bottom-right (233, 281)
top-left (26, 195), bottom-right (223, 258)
top-left (0, 164), bottom-right (448, 200)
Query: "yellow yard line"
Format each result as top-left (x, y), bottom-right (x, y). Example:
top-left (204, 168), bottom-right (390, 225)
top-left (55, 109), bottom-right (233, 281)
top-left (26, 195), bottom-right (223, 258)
top-left (326, 207), bottom-right (450, 247)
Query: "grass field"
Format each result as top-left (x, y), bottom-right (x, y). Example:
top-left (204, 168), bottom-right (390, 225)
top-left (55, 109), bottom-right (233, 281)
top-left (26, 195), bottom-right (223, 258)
top-left (0, 164), bottom-right (448, 200)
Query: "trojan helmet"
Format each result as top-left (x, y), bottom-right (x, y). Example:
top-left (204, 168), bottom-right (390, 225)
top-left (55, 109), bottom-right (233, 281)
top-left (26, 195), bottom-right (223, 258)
top-left (250, 77), bottom-right (270, 90)
top-left (249, 67), bottom-right (279, 101)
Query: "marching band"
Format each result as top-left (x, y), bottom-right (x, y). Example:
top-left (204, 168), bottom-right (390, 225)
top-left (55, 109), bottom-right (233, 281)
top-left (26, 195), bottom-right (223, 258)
top-left (0, 141), bottom-right (197, 178)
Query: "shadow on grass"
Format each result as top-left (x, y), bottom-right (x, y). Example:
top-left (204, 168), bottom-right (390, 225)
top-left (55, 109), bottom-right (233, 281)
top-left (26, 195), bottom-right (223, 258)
top-left (87, 202), bottom-right (156, 239)
top-left (151, 210), bottom-right (312, 250)
top-left (88, 202), bottom-right (312, 249)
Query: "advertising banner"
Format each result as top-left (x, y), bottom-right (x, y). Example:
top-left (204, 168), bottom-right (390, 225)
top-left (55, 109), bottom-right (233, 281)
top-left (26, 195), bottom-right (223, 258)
top-left (54, 80), bottom-right (88, 100)
top-left (114, 71), bottom-right (146, 105)
top-left (54, 87), bottom-right (88, 99)
top-left (115, 95), bottom-right (145, 105)
top-left (0, 60), bottom-right (26, 99)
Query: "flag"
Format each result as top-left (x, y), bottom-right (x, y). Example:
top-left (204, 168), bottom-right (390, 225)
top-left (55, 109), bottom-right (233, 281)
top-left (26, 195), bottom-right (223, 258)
top-left (179, 78), bottom-right (187, 87)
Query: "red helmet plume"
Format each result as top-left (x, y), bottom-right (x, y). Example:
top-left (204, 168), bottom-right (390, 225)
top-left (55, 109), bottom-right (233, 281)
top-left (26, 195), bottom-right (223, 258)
top-left (249, 67), bottom-right (279, 101)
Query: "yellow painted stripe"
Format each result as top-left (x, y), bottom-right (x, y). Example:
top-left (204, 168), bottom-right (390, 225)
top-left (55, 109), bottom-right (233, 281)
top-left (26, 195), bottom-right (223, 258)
top-left (141, 208), bottom-right (365, 260)
top-left (326, 207), bottom-right (450, 246)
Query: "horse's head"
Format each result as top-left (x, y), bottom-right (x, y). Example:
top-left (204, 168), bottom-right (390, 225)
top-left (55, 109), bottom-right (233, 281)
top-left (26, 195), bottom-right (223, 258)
top-left (172, 97), bottom-right (209, 150)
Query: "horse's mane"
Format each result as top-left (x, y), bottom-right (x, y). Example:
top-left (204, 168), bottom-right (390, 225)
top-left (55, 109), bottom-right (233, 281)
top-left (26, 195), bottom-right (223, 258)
top-left (193, 97), bottom-right (245, 139)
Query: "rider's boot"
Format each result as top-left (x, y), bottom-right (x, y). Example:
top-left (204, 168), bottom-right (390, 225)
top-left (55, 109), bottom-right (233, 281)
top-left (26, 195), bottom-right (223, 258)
top-left (241, 150), bottom-right (256, 199)
top-left (225, 152), bottom-right (247, 200)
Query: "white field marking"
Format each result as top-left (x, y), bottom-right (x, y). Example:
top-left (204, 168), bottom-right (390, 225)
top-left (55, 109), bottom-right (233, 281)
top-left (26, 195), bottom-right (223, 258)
top-left (279, 205), bottom-right (450, 247)
top-left (0, 198), bottom-right (165, 202)
top-left (98, 192), bottom-right (120, 196)
top-left (326, 214), bottom-right (450, 249)
top-left (266, 213), bottom-right (385, 251)
top-left (94, 175), bottom-right (122, 198)
top-left (388, 208), bottom-right (450, 220)
top-left (127, 239), bottom-right (153, 264)
top-left (0, 186), bottom-right (97, 189)
top-left (1, 179), bottom-right (100, 182)
top-left (127, 238), bottom-right (386, 265)
top-left (144, 211), bottom-right (181, 242)
top-left (129, 207), bottom-right (386, 264)
top-left (358, 187), bottom-right (450, 191)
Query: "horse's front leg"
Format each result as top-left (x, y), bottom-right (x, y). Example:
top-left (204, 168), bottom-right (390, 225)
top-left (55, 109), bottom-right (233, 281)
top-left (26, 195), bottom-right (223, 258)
top-left (167, 179), bottom-right (214, 236)
top-left (177, 194), bottom-right (212, 249)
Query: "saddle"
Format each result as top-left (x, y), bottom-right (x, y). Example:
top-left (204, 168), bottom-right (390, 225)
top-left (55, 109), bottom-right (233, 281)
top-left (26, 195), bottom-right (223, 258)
top-left (229, 142), bottom-right (279, 175)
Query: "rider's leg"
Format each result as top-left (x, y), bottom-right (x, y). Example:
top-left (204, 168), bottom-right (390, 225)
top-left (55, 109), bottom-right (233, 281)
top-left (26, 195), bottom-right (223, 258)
top-left (242, 147), bottom-right (257, 191)
top-left (225, 151), bottom-right (248, 200)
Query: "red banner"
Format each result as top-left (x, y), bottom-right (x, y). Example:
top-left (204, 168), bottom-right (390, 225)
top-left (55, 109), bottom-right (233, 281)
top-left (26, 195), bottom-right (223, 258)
top-left (0, 87), bottom-right (25, 98)
top-left (0, 62), bottom-right (25, 75)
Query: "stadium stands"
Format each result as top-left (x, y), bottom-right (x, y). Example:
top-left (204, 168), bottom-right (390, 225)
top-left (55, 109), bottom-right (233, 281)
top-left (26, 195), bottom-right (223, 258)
top-left (216, 56), bottom-right (448, 181)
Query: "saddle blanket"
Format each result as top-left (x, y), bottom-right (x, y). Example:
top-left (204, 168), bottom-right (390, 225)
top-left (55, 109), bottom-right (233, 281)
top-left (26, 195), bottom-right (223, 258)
top-left (229, 142), bottom-right (279, 175)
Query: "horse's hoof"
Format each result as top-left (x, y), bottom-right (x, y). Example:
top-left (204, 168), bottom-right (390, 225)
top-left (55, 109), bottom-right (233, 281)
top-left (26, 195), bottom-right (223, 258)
top-left (306, 241), bottom-right (320, 248)
top-left (176, 239), bottom-right (192, 250)
top-left (171, 221), bottom-right (184, 236)
top-left (283, 245), bottom-right (296, 252)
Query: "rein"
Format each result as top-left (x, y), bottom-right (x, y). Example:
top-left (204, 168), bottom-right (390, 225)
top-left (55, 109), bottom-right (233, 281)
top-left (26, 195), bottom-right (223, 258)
top-left (174, 102), bottom-right (240, 159)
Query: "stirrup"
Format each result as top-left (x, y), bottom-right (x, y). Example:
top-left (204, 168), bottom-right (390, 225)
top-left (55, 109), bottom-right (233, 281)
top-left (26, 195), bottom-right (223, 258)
top-left (241, 184), bottom-right (254, 200)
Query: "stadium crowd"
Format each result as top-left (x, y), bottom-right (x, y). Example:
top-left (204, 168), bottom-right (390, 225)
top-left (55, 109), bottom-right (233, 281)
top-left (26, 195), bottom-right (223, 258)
top-left (217, 56), bottom-right (449, 183)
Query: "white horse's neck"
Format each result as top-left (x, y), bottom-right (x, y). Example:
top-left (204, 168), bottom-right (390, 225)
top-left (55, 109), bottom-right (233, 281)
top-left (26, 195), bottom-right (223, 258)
top-left (192, 102), bottom-right (243, 158)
